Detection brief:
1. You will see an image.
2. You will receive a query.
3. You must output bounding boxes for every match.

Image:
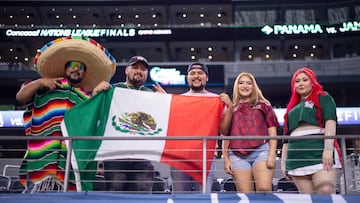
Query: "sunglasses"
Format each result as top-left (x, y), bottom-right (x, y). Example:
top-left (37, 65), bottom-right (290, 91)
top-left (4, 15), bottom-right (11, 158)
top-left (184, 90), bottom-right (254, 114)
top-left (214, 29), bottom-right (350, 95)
top-left (66, 61), bottom-right (86, 71)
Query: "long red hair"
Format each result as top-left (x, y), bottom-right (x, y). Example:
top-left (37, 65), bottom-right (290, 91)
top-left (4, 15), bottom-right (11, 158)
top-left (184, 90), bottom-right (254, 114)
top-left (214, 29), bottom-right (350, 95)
top-left (283, 67), bottom-right (326, 134)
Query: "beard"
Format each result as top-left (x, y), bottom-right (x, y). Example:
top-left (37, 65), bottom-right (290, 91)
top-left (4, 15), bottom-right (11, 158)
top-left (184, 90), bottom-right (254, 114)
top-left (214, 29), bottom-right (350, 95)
top-left (65, 73), bottom-right (82, 85)
top-left (128, 76), bottom-right (145, 87)
top-left (190, 83), bottom-right (205, 92)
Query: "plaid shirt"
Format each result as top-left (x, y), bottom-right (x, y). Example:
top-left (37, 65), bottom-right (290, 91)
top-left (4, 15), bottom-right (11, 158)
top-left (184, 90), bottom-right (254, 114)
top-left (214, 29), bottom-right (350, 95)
top-left (228, 101), bottom-right (279, 156)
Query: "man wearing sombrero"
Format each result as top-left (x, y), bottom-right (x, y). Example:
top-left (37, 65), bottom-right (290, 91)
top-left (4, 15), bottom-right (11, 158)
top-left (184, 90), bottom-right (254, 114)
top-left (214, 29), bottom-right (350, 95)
top-left (15, 36), bottom-right (116, 192)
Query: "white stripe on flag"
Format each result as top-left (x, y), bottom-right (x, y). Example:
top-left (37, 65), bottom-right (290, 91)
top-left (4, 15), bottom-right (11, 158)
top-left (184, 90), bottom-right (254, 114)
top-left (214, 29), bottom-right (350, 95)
top-left (94, 88), bottom-right (172, 162)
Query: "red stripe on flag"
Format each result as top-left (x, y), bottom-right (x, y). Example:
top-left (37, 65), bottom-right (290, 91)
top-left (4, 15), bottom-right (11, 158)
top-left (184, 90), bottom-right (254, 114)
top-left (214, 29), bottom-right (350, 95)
top-left (160, 94), bottom-right (224, 185)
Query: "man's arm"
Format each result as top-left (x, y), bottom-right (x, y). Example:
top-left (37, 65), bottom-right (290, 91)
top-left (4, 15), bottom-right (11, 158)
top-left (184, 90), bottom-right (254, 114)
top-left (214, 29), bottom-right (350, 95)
top-left (16, 77), bottom-right (63, 103)
top-left (92, 81), bottom-right (112, 96)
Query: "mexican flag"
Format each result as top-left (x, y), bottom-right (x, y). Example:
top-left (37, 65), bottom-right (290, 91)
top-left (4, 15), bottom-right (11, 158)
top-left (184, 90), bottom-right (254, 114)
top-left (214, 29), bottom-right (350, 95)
top-left (61, 87), bottom-right (224, 191)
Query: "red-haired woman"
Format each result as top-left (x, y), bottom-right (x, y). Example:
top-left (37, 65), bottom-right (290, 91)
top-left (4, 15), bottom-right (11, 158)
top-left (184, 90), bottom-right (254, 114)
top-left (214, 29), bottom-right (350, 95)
top-left (281, 67), bottom-right (342, 194)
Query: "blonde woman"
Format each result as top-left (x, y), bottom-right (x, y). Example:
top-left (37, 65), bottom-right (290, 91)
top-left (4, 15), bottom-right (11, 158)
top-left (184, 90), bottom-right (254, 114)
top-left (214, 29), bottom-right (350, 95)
top-left (221, 72), bottom-right (279, 193)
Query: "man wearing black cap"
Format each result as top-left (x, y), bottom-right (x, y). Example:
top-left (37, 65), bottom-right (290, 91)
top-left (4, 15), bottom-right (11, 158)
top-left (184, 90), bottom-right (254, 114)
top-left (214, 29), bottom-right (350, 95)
top-left (185, 62), bottom-right (209, 93)
top-left (170, 62), bottom-right (233, 193)
top-left (103, 55), bottom-right (165, 193)
top-left (110, 55), bottom-right (164, 92)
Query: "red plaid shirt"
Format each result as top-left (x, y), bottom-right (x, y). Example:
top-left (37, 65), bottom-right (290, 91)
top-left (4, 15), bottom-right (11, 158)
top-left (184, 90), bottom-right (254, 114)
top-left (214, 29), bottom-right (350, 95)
top-left (228, 101), bottom-right (279, 156)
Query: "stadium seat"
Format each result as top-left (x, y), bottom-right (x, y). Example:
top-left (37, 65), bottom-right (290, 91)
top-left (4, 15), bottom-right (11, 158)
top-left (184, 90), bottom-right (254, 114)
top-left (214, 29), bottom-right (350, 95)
top-left (211, 179), bottom-right (222, 192)
top-left (276, 177), bottom-right (298, 193)
top-left (93, 174), bottom-right (106, 191)
top-left (221, 178), bottom-right (237, 192)
top-left (0, 175), bottom-right (11, 192)
top-left (151, 176), bottom-right (169, 193)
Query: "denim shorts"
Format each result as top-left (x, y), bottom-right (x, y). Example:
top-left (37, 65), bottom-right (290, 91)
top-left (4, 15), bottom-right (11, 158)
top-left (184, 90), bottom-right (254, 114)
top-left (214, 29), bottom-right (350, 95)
top-left (229, 142), bottom-right (269, 170)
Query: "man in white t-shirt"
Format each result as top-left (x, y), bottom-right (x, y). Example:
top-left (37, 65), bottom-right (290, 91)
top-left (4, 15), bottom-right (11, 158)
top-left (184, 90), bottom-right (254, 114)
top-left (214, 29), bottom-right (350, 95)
top-left (170, 62), bottom-right (232, 193)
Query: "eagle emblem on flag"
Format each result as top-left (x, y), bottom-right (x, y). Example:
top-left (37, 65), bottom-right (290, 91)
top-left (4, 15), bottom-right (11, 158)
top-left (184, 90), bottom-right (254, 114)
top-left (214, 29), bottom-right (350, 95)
top-left (111, 112), bottom-right (162, 135)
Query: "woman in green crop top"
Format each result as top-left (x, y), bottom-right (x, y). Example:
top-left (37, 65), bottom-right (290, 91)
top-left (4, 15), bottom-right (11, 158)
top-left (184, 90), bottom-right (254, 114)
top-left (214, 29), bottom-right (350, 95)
top-left (281, 67), bottom-right (342, 194)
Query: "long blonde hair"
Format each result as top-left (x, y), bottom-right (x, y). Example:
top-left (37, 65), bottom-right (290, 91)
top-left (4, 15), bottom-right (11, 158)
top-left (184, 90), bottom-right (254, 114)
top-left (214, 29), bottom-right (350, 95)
top-left (232, 72), bottom-right (270, 107)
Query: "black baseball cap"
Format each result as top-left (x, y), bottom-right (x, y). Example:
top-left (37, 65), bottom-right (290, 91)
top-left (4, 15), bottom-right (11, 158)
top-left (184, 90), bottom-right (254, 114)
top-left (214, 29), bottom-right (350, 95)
top-left (187, 62), bottom-right (209, 75)
top-left (127, 55), bottom-right (149, 68)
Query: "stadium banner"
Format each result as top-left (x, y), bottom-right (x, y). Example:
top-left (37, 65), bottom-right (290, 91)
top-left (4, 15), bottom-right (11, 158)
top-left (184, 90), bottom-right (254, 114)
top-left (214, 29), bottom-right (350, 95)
top-left (2, 107), bottom-right (359, 128)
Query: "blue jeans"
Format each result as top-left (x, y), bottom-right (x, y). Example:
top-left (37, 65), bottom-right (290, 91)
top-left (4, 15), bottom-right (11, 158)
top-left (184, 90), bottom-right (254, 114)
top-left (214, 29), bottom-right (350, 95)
top-left (170, 156), bottom-right (216, 193)
top-left (229, 142), bottom-right (269, 170)
top-left (103, 159), bottom-right (154, 193)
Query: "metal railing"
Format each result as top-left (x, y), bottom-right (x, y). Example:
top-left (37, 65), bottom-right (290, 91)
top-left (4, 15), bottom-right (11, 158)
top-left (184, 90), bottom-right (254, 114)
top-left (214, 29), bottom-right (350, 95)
top-left (0, 134), bottom-right (359, 194)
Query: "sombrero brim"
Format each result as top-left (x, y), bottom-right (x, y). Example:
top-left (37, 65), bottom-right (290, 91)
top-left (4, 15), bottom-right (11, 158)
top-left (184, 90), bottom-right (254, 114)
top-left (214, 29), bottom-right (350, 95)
top-left (34, 37), bottom-right (116, 92)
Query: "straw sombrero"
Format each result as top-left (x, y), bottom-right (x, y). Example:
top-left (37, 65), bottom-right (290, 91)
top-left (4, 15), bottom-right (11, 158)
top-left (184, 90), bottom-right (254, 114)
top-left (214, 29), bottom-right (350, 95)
top-left (34, 36), bottom-right (116, 92)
